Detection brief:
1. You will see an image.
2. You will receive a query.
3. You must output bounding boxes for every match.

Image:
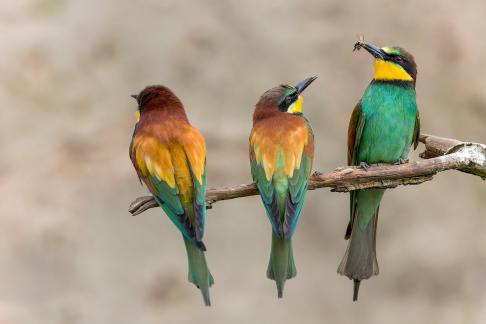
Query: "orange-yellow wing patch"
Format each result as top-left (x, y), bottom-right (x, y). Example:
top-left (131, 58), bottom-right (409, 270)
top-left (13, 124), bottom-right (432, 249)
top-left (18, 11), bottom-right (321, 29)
top-left (250, 120), bottom-right (309, 180)
top-left (132, 136), bottom-right (176, 188)
top-left (180, 125), bottom-right (206, 185)
top-left (130, 129), bottom-right (205, 242)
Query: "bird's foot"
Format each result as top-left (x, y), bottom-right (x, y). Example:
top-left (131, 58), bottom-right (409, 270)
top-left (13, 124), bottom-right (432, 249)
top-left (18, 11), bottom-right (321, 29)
top-left (358, 162), bottom-right (370, 171)
top-left (394, 158), bottom-right (409, 165)
top-left (312, 171), bottom-right (323, 177)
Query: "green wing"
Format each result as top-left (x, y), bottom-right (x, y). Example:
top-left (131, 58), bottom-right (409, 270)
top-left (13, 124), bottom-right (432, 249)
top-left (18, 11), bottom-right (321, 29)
top-left (413, 110), bottom-right (420, 150)
top-left (250, 155), bottom-right (280, 234)
top-left (130, 142), bottom-right (207, 250)
top-left (148, 169), bottom-right (207, 250)
top-left (345, 102), bottom-right (366, 239)
top-left (148, 174), bottom-right (189, 236)
top-left (190, 161), bottom-right (207, 242)
top-left (347, 102), bottom-right (366, 166)
top-left (283, 152), bottom-right (312, 239)
top-left (250, 146), bottom-right (313, 240)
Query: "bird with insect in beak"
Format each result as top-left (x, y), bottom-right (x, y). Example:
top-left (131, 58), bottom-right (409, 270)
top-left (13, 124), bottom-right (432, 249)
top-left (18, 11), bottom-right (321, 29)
top-left (129, 85), bottom-right (213, 306)
top-left (249, 76), bottom-right (317, 298)
top-left (338, 39), bottom-right (420, 301)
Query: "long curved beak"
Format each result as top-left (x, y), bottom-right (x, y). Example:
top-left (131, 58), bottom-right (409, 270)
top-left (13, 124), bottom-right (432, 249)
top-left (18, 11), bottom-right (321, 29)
top-left (295, 76), bottom-right (318, 94)
top-left (359, 42), bottom-right (386, 60)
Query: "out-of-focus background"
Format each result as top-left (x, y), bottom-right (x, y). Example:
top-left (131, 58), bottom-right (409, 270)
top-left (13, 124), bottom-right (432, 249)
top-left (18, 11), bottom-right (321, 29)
top-left (1, 0), bottom-right (485, 323)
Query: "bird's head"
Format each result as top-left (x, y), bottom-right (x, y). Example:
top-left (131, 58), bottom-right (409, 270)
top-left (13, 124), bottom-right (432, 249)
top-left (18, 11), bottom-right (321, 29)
top-left (354, 41), bottom-right (417, 85)
top-left (255, 76), bottom-right (317, 118)
top-left (131, 85), bottom-right (183, 122)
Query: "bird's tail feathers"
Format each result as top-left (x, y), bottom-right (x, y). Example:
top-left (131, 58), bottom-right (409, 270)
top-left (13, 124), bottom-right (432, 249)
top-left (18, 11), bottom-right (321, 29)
top-left (337, 209), bottom-right (379, 301)
top-left (183, 236), bottom-right (214, 306)
top-left (267, 232), bottom-right (296, 298)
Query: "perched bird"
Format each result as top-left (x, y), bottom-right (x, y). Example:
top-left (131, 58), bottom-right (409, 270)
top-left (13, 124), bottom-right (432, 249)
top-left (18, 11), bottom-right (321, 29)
top-left (249, 76), bottom-right (317, 298)
top-left (129, 85), bottom-right (213, 306)
top-left (338, 41), bottom-right (420, 301)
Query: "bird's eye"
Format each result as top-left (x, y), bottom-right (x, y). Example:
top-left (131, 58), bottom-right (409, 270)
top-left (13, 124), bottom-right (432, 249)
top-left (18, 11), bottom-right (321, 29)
top-left (286, 96), bottom-right (293, 105)
top-left (395, 57), bottom-right (404, 63)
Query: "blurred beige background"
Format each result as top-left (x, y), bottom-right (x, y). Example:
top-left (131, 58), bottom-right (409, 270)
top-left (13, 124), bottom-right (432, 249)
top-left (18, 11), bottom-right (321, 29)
top-left (1, 0), bottom-right (486, 323)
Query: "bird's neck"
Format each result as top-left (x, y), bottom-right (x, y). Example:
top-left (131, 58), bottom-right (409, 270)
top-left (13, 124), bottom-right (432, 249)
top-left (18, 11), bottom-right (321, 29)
top-left (362, 80), bottom-right (416, 112)
top-left (374, 60), bottom-right (413, 82)
top-left (142, 103), bottom-right (189, 122)
top-left (253, 104), bottom-right (304, 124)
top-left (370, 79), bottom-right (415, 89)
top-left (253, 105), bottom-right (282, 123)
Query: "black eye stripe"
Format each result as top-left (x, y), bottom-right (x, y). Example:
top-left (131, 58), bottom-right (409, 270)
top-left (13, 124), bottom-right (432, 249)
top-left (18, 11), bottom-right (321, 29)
top-left (391, 55), bottom-right (406, 63)
top-left (382, 48), bottom-right (417, 80)
top-left (287, 93), bottom-right (298, 104)
top-left (278, 91), bottom-right (298, 111)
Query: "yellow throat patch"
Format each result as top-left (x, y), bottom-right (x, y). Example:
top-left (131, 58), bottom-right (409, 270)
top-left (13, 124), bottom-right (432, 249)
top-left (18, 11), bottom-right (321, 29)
top-left (287, 95), bottom-right (304, 114)
top-left (374, 59), bottom-right (412, 81)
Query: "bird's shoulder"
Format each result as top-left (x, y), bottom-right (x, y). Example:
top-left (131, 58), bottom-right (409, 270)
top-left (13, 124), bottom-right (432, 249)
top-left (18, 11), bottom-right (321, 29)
top-left (131, 116), bottom-right (206, 187)
top-left (250, 114), bottom-right (311, 145)
top-left (250, 114), bottom-right (312, 180)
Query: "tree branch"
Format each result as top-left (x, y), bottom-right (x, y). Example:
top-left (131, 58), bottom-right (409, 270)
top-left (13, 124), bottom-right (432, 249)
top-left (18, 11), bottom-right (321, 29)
top-left (128, 134), bottom-right (486, 216)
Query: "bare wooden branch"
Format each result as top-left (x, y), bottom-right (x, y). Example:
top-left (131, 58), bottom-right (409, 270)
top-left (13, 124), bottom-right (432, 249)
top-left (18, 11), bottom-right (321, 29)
top-left (419, 134), bottom-right (486, 178)
top-left (129, 134), bottom-right (486, 216)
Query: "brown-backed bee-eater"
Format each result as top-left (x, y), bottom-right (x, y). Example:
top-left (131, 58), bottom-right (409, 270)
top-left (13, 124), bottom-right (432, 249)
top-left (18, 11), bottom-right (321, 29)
top-left (129, 85), bottom-right (213, 306)
top-left (249, 76), bottom-right (317, 298)
top-left (338, 40), bottom-right (420, 301)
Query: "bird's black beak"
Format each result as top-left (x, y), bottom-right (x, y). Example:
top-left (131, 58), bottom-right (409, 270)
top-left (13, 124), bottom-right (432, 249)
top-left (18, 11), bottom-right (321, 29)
top-left (357, 42), bottom-right (386, 60)
top-left (131, 94), bottom-right (138, 100)
top-left (295, 76), bottom-right (318, 95)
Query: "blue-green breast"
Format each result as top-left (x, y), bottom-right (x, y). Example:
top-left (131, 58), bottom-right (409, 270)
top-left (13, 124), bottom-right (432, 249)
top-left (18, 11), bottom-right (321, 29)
top-left (357, 82), bottom-right (417, 164)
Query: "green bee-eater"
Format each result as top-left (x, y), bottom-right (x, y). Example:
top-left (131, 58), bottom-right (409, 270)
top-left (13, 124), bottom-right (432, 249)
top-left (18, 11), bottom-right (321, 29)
top-left (249, 76), bottom-right (317, 298)
top-left (338, 42), bottom-right (420, 301)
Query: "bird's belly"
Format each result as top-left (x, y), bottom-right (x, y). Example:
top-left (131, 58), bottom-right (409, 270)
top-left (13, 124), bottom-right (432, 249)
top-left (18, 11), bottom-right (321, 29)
top-left (358, 110), bottom-right (415, 164)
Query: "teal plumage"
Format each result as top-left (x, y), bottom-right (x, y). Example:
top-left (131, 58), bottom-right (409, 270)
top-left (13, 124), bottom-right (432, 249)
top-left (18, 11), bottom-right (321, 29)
top-left (250, 77), bottom-right (317, 298)
top-left (353, 82), bottom-right (417, 230)
top-left (250, 141), bottom-right (313, 238)
top-left (251, 145), bottom-right (313, 297)
top-left (150, 167), bottom-right (208, 248)
top-left (339, 43), bottom-right (420, 301)
top-left (358, 82), bottom-right (417, 165)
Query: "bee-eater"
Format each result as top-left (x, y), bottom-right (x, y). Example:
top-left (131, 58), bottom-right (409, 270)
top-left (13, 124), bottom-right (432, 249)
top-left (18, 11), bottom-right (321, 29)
top-left (249, 76), bottom-right (317, 298)
top-left (129, 85), bottom-right (213, 306)
top-left (338, 41), bottom-right (420, 301)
